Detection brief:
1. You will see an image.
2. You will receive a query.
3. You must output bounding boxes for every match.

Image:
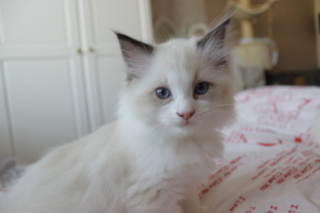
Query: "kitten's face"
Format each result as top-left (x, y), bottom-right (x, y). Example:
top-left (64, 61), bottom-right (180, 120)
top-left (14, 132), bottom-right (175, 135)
top-left (117, 18), bottom-right (234, 134)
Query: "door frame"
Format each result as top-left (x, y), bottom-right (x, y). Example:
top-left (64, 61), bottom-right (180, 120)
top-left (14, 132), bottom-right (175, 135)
top-left (315, 0), bottom-right (320, 68)
top-left (77, 0), bottom-right (154, 131)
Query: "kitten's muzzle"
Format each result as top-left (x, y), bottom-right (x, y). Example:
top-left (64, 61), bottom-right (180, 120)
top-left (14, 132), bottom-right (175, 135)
top-left (177, 110), bottom-right (195, 121)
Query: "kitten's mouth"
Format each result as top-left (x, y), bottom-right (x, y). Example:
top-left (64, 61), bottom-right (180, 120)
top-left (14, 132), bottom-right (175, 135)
top-left (179, 120), bottom-right (194, 126)
top-left (170, 119), bottom-right (195, 127)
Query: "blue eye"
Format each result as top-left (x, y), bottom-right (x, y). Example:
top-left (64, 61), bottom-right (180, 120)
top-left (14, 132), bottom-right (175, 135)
top-left (194, 82), bottom-right (209, 95)
top-left (156, 88), bottom-right (171, 99)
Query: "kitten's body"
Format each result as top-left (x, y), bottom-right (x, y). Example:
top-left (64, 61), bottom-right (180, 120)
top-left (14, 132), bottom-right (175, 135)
top-left (0, 18), bottom-right (234, 213)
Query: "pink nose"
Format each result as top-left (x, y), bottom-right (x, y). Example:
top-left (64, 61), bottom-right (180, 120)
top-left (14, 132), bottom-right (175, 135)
top-left (177, 110), bottom-right (195, 121)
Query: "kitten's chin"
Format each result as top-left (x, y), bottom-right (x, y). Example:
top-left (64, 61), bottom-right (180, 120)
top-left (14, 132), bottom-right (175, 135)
top-left (168, 126), bottom-right (192, 135)
top-left (166, 121), bottom-right (201, 135)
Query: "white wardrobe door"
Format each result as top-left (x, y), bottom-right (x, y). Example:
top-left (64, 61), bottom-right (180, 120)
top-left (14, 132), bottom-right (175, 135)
top-left (0, 0), bottom-right (89, 163)
top-left (78, 0), bottom-right (153, 131)
top-left (0, 68), bottom-right (13, 160)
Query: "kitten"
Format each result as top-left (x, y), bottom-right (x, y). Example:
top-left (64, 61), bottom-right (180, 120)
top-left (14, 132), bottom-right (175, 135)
top-left (0, 17), bottom-right (234, 213)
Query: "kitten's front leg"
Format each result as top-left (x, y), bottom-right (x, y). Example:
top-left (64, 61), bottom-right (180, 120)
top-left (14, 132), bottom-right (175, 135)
top-left (180, 190), bottom-right (209, 213)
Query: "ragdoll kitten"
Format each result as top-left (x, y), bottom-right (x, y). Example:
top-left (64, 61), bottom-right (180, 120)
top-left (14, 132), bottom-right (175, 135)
top-left (0, 17), bottom-right (234, 213)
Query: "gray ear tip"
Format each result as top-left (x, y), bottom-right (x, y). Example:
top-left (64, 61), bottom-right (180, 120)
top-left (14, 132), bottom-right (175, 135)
top-left (114, 33), bottom-right (154, 54)
top-left (113, 31), bottom-right (134, 43)
top-left (113, 31), bottom-right (127, 40)
top-left (220, 16), bottom-right (233, 27)
top-left (225, 18), bottom-right (232, 25)
top-left (197, 15), bottom-right (232, 49)
top-left (112, 30), bottom-right (119, 35)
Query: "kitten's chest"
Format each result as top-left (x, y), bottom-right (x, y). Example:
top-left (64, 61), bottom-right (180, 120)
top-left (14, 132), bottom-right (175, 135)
top-left (133, 148), bottom-right (210, 186)
top-left (124, 153), bottom-right (209, 210)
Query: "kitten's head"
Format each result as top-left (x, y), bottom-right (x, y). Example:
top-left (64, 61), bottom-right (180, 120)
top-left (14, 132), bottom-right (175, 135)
top-left (116, 18), bottom-right (234, 135)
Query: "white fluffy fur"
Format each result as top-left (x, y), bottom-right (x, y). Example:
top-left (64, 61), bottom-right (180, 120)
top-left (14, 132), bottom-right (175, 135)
top-left (0, 20), bottom-right (234, 213)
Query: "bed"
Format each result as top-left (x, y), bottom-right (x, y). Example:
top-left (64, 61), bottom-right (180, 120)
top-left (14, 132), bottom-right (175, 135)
top-left (1, 86), bottom-right (320, 212)
top-left (201, 86), bottom-right (320, 212)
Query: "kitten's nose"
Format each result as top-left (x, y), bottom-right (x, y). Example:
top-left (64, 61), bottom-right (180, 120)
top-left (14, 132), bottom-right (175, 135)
top-left (177, 110), bottom-right (195, 121)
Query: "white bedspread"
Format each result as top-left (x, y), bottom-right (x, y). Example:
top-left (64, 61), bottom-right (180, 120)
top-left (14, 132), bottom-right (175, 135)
top-left (201, 86), bottom-right (320, 213)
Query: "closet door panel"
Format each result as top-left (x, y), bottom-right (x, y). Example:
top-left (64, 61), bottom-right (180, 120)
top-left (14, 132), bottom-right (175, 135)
top-left (79, 0), bottom-right (153, 130)
top-left (96, 57), bottom-right (125, 124)
top-left (1, 0), bottom-right (67, 43)
top-left (0, 0), bottom-right (70, 58)
top-left (0, 63), bottom-right (14, 161)
top-left (80, 0), bottom-right (143, 56)
top-left (90, 0), bottom-right (142, 53)
top-left (0, 0), bottom-right (89, 163)
top-left (3, 60), bottom-right (79, 163)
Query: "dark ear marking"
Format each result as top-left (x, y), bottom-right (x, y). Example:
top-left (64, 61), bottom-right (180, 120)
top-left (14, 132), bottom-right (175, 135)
top-left (115, 32), bottom-right (154, 79)
top-left (216, 59), bottom-right (228, 66)
top-left (197, 17), bottom-right (231, 49)
top-left (116, 33), bottom-right (153, 54)
top-left (115, 32), bottom-right (153, 66)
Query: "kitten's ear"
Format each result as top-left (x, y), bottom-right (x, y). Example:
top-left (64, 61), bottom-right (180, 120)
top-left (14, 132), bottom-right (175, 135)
top-left (115, 33), bottom-right (153, 79)
top-left (197, 17), bottom-right (232, 52)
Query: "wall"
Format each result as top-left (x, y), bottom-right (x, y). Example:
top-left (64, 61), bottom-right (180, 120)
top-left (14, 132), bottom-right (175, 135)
top-left (205, 0), bottom-right (229, 23)
top-left (253, 0), bottom-right (317, 71)
top-left (152, 0), bottom-right (317, 72)
top-left (151, 0), bottom-right (207, 43)
top-left (205, 0), bottom-right (317, 72)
